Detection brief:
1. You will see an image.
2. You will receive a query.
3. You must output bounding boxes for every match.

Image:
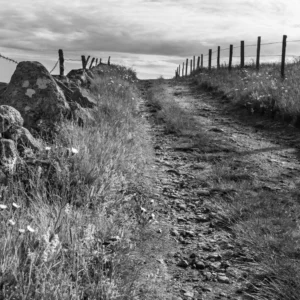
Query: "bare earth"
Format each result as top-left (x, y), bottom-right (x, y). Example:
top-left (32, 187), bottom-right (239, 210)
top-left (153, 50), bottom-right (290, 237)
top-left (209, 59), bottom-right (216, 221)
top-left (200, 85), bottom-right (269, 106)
top-left (138, 78), bottom-right (300, 300)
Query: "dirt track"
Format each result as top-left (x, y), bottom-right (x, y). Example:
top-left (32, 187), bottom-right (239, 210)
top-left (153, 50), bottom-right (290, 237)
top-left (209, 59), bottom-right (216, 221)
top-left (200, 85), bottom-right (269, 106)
top-left (138, 78), bottom-right (300, 300)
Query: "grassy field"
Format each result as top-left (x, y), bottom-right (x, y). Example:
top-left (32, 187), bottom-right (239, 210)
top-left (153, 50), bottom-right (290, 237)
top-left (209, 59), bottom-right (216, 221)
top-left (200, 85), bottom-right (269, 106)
top-left (189, 60), bottom-right (300, 125)
top-left (0, 65), bottom-right (170, 300)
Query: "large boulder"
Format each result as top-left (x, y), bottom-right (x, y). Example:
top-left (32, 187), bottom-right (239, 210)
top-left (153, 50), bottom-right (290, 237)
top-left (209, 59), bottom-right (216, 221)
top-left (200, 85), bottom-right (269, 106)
top-left (0, 105), bottom-right (24, 133)
top-left (3, 125), bottom-right (42, 152)
top-left (0, 61), bottom-right (70, 130)
top-left (71, 88), bottom-right (97, 108)
top-left (0, 139), bottom-right (18, 174)
top-left (0, 82), bottom-right (8, 96)
top-left (67, 69), bottom-right (94, 88)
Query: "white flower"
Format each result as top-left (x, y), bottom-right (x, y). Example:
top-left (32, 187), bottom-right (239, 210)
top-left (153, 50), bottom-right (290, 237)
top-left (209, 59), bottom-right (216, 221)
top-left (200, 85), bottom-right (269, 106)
top-left (71, 148), bottom-right (79, 154)
top-left (27, 225), bottom-right (35, 233)
top-left (18, 229), bottom-right (25, 233)
top-left (140, 207), bottom-right (147, 213)
top-left (0, 204), bottom-right (7, 209)
top-left (12, 203), bottom-right (21, 209)
top-left (8, 219), bottom-right (16, 226)
top-left (45, 146), bottom-right (51, 151)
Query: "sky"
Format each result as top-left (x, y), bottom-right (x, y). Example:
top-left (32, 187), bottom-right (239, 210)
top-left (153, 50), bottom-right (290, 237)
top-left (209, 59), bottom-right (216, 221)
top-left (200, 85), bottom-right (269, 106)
top-left (1, 0), bottom-right (300, 82)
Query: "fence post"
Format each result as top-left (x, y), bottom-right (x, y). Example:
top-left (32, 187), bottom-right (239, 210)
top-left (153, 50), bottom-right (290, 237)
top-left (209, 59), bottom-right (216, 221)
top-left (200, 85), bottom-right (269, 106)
top-left (193, 56), bottom-right (195, 71)
top-left (208, 49), bottom-right (212, 70)
top-left (95, 58), bottom-right (98, 65)
top-left (197, 56), bottom-right (200, 70)
top-left (58, 49), bottom-right (64, 76)
top-left (281, 35), bottom-right (287, 79)
top-left (240, 41), bottom-right (245, 68)
top-left (85, 56), bottom-right (90, 69)
top-left (217, 46), bottom-right (220, 69)
top-left (89, 58), bottom-right (95, 69)
top-left (81, 55), bottom-right (86, 70)
top-left (201, 54), bottom-right (203, 68)
top-left (185, 59), bottom-right (188, 76)
top-left (190, 59), bottom-right (192, 75)
top-left (108, 56), bottom-right (111, 65)
top-left (256, 36), bottom-right (261, 71)
top-left (100, 58), bottom-right (102, 65)
top-left (182, 62), bottom-right (184, 76)
top-left (178, 65), bottom-right (181, 77)
top-left (229, 45), bottom-right (233, 70)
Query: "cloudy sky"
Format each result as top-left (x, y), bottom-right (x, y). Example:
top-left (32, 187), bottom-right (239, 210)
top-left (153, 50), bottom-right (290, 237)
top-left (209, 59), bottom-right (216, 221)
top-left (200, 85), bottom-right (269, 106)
top-left (1, 0), bottom-right (300, 82)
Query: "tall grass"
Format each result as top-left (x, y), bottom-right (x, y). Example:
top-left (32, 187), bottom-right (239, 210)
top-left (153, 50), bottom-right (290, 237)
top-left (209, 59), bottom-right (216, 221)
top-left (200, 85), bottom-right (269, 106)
top-left (190, 60), bottom-right (300, 124)
top-left (0, 66), bottom-right (170, 299)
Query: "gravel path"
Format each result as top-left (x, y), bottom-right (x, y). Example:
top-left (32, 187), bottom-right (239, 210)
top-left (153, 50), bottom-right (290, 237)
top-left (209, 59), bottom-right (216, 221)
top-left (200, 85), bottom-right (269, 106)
top-left (138, 78), bottom-right (300, 300)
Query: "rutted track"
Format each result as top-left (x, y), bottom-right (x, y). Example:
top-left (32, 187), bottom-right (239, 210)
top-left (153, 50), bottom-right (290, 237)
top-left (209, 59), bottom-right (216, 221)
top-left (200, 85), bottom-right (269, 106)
top-left (137, 78), bottom-right (300, 300)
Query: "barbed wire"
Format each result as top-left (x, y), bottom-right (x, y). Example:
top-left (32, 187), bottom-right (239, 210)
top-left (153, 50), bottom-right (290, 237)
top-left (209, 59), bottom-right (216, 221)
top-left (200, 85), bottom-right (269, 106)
top-left (49, 60), bottom-right (59, 74)
top-left (0, 53), bottom-right (18, 64)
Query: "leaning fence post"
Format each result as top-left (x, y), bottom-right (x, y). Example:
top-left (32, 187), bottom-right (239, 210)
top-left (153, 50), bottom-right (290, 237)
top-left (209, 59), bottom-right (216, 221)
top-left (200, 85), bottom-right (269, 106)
top-left (95, 58), bottom-right (98, 65)
top-left (81, 55), bottom-right (86, 70)
top-left (85, 56), bottom-right (91, 69)
top-left (241, 41), bottom-right (245, 68)
top-left (190, 59), bottom-right (193, 75)
top-left (100, 58), bottom-right (102, 65)
top-left (108, 56), bottom-right (111, 65)
top-left (197, 56), bottom-right (200, 70)
top-left (58, 49), bottom-right (64, 76)
top-left (185, 58), bottom-right (188, 76)
top-left (229, 45), bottom-right (233, 70)
top-left (89, 58), bottom-right (95, 69)
top-left (281, 35), bottom-right (287, 79)
top-left (217, 46), bottom-right (220, 69)
top-left (208, 49), bottom-right (212, 70)
top-left (201, 54), bottom-right (203, 68)
top-left (256, 36), bottom-right (261, 71)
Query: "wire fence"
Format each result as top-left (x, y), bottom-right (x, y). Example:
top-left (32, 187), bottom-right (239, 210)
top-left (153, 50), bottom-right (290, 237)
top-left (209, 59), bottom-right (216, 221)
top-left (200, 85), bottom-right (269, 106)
top-left (176, 35), bottom-right (300, 79)
top-left (0, 49), bottom-right (112, 79)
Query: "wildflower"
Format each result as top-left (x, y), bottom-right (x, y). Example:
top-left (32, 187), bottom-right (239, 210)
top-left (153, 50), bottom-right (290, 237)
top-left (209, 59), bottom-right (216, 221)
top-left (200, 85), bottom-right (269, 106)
top-left (0, 204), bottom-right (7, 209)
top-left (140, 207), bottom-right (147, 213)
top-left (12, 203), bottom-right (21, 209)
top-left (27, 225), bottom-right (35, 233)
top-left (28, 250), bottom-right (37, 261)
top-left (45, 146), bottom-right (51, 151)
top-left (65, 203), bottom-right (72, 215)
top-left (18, 229), bottom-right (25, 234)
top-left (71, 148), bottom-right (79, 154)
top-left (8, 219), bottom-right (16, 226)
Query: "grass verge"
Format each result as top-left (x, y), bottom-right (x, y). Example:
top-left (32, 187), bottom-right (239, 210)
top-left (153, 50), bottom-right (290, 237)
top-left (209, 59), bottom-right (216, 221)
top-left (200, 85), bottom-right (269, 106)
top-left (189, 60), bottom-right (300, 125)
top-left (0, 66), bottom-right (171, 299)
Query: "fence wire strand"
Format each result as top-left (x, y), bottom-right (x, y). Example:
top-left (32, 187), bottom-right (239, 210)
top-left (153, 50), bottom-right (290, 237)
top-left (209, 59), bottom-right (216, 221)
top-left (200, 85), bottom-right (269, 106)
top-left (49, 60), bottom-right (59, 74)
top-left (0, 53), bottom-right (18, 64)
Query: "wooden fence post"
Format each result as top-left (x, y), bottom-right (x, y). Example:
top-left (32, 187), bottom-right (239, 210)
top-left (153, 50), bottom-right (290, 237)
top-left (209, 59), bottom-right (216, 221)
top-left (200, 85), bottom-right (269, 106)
top-left (182, 62), bottom-right (184, 76)
top-left (100, 58), bottom-right (102, 65)
top-left (185, 58), bottom-right (188, 76)
top-left (208, 49), bottom-right (212, 70)
top-left (95, 58), bottom-right (98, 65)
top-left (229, 45), bottom-right (233, 70)
top-left (190, 59), bottom-right (192, 75)
top-left (217, 46), bottom-right (220, 69)
top-left (193, 56), bottom-right (195, 71)
top-left (85, 56), bottom-right (91, 69)
top-left (281, 35), bottom-right (287, 79)
top-left (197, 56), bottom-right (200, 70)
top-left (58, 49), bottom-right (64, 76)
top-left (81, 55), bottom-right (86, 70)
top-left (108, 56), bottom-right (111, 65)
top-left (256, 36), bottom-right (261, 71)
top-left (89, 58), bottom-right (95, 69)
top-left (178, 65), bottom-right (181, 77)
top-left (201, 54), bottom-right (203, 68)
top-left (241, 41), bottom-right (245, 68)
